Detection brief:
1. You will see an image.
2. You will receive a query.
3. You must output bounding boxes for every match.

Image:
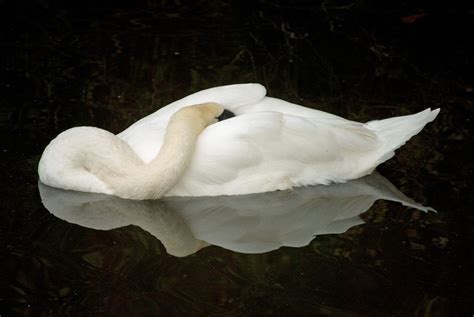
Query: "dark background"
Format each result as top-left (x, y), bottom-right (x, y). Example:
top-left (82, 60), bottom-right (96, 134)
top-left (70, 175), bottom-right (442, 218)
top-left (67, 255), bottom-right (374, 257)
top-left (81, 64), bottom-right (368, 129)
top-left (1, 0), bottom-right (473, 316)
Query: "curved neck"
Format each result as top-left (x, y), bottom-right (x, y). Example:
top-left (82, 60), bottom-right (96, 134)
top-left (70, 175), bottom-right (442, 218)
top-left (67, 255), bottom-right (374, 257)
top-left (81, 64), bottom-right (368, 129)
top-left (96, 103), bottom-right (222, 199)
top-left (119, 114), bottom-right (201, 199)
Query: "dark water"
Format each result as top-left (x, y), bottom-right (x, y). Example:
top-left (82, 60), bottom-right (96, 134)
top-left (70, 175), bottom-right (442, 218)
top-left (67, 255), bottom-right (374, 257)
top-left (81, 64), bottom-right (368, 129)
top-left (1, 1), bottom-right (473, 316)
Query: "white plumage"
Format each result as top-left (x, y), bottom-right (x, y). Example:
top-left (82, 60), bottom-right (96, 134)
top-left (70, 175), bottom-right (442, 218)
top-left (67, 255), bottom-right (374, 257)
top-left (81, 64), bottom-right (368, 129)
top-left (39, 83), bottom-right (439, 198)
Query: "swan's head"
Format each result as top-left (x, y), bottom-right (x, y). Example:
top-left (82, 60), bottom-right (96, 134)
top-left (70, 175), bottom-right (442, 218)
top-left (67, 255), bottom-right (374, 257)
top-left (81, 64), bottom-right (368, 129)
top-left (180, 102), bottom-right (224, 123)
top-left (170, 102), bottom-right (226, 133)
top-left (195, 102), bottom-right (225, 118)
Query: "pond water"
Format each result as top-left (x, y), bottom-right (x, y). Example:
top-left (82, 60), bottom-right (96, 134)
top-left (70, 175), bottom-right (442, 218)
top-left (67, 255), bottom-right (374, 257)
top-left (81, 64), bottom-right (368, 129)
top-left (1, 1), bottom-right (473, 316)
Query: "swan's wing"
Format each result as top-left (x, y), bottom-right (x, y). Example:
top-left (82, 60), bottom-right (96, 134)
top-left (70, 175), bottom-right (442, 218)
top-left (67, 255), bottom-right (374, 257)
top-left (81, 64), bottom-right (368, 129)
top-left (118, 83), bottom-right (267, 162)
top-left (233, 96), bottom-right (379, 153)
top-left (169, 111), bottom-right (382, 196)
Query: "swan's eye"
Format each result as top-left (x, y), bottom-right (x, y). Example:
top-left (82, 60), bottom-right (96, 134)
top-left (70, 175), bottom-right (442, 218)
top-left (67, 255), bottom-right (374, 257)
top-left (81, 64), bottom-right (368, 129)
top-left (217, 109), bottom-right (235, 121)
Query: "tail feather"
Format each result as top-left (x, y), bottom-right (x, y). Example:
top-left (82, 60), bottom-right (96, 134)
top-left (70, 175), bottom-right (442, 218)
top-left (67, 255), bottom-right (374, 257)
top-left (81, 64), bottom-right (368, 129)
top-left (366, 108), bottom-right (440, 165)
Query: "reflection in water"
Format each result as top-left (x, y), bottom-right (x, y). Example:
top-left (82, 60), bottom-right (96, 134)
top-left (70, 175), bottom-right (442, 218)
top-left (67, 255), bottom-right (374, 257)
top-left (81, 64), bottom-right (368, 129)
top-left (39, 172), bottom-right (432, 257)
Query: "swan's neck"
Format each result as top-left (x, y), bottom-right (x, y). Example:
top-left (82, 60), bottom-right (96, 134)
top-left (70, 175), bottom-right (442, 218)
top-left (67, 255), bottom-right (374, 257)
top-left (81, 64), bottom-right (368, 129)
top-left (102, 103), bottom-right (223, 199)
top-left (39, 103), bottom-right (223, 200)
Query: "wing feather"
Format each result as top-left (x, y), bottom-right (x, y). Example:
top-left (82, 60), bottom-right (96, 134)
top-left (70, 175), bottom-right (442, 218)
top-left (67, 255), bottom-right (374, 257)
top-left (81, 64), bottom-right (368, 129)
top-left (169, 111), bottom-right (382, 195)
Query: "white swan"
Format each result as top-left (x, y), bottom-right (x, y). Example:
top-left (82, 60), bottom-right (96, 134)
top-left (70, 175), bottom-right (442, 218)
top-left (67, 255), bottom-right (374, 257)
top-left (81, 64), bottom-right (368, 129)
top-left (38, 84), bottom-right (440, 199)
top-left (38, 172), bottom-right (433, 257)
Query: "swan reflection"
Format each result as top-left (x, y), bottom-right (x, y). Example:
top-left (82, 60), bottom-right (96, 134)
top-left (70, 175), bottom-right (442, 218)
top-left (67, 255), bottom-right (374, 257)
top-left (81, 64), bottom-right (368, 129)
top-left (39, 172), bottom-right (433, 257)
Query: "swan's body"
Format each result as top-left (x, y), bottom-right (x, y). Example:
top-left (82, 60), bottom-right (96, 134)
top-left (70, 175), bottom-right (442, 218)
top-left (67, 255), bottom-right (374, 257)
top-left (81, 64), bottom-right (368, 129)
top-left (38, 84), bottom-right (439, 199)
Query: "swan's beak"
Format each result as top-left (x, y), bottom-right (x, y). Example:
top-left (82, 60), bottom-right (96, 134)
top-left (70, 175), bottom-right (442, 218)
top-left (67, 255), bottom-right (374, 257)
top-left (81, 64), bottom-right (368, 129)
top-left (217, 109), bottom-right (235, 122)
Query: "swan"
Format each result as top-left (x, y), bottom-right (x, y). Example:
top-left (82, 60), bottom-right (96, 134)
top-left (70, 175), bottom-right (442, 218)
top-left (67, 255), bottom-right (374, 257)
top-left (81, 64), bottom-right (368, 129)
top-left (38, 172), bottom-right (433, 257)
top-left (38, 84), bottom-right (440, 199)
